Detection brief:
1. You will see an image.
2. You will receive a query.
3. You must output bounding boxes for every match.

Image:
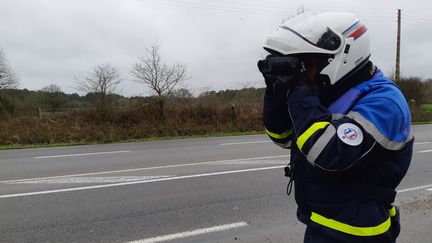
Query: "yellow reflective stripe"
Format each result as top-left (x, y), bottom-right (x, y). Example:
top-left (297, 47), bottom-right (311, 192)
top-left (311, 212), bottom-right (391, 236)
top-left (389, 206), bottom-right (396, 217)
top-left (265, 128), bottom-right (292, 140)
top-left (296, 121), bottom-right (330, 151)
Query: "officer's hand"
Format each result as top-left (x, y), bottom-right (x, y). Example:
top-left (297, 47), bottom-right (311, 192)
top-left (257, 56), bottom-right (301, 99)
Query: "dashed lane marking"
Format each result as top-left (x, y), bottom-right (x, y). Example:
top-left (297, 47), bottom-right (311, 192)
top-left (34, 150), bottom-right (131, 159)
top-left (218, 140), bottom-right (431, 146)
top-left (125, 222), bottom-right (248, 243)
top-left (0, 165), bottom-right (284, 199)
top-left (220, 140), bottom-right (271, 145)
top-left (9, 176), bottom-right (170, 184)
top-left (397, 184), bottom-right (432, 193)
top-left (0, 155), bottom-right (289, 184)
top-left (213, 159), bottom-right (286, 165)
top-left (416, 149), bottom-right (432, 153)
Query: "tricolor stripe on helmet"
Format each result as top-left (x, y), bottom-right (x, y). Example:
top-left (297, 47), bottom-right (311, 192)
top-left (342, 21), bottom-right (368, 40)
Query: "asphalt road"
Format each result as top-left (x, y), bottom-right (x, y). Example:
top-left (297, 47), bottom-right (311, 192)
top-left (0, 125), bottom-right (431, 243)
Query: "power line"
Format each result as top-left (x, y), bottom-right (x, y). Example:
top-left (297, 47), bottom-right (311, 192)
top-left (140, 0), bottom-right (413, 18)
top-left (404, 19), bottom-right (432, 26)
top-left (403, 21), bottom-right (432, 31)
top-left (140, 0), bottom-right (432, 33)
top-left (404, 17), bottom-right (431, 25)
top-left (145, 0), bottom-right (390, 13)
top-left (404, 14), bottom-right (432, 23)
top-left (139, 0), bottom-right (398, 18)
top-left (141, 0), bottom-right (296, 16)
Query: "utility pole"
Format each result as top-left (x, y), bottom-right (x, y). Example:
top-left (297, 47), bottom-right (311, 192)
top-left (396, 9), bottom-right (401, 81)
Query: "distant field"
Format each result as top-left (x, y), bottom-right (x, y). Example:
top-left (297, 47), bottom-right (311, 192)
top-left (421, 104), bottom-right (432, 112)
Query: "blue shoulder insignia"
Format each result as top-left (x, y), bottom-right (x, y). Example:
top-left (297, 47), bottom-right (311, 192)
top-left (347, 71), bottom-right (412, 150)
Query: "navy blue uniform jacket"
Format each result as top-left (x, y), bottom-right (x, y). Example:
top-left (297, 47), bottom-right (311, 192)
top-left (263, 69), bottom-right (413, 242)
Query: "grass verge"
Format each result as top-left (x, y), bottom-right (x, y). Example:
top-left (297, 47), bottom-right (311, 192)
top-left (412, 121), bottom-right (432, 125)
top-left (420, 104), bottom-right (432, 112)
top-left (0, 130), bottom-right (265, 150)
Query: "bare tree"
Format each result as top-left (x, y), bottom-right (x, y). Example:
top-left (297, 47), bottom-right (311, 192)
top-left (131, 43), bottom-right (188, 118)
top-left (0, 48), bottom-right (19, 89)
top-left (281, 5), bottom-right (307, 23)
top-left (76, 64), bottom-right (121, 113)
top-left (40, 84), bottom-right (66, 112)
top-left (171, 88), bottom-right (193, 99)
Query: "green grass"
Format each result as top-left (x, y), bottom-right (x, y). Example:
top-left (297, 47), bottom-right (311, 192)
top-left (0, 142), bottom-right (92, 150)
top-left (421, 104), bottom-right (432, 112)
top-left (412, 121), bottom-right (432, 125)
top-left (0, 130), bottom-right (265, 150)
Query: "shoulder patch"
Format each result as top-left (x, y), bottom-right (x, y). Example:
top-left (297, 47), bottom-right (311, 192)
top-left (337, 123), bottom-right (363, 146)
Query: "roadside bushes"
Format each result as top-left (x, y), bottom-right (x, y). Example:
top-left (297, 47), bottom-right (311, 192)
top-left (411, 106), bottom-right (432, 123)
top-left (0, 97), bottom-right (263, 145)
top-left (1, 82), bottom-right (432, 146)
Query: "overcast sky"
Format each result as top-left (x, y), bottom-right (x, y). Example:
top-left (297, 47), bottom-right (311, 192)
top-left (0, 0), bottom-right (431, 96)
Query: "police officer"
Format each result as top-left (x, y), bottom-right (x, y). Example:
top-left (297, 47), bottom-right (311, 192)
top-left (258, 12), bottom-right (414, 243)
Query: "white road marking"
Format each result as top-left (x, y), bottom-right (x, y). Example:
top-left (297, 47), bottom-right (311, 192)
top-left (0, 155), bottom-right (289, 184)
top-left (10, 176), bottom-right (170, 184)
top-left (126, 222), bottom-right (248, 243)
top-left (416, 149), bottom-right (432, 153)
top-left (218, 140), bottom-right (432, 146)
top-left (220, 140), bottom-right (271, 145)
top-left (414, 142), bottom-right (432, 145)
top-left (0, 165), bottom-right (285, 199)
top-left (397, 184), bottom-right (432, 193)
top-left (34, 150), bottom-right (131, 159)
top-left (214, 159), bottom-right (286, 165)
top-left (427, 188), bottom-right (432, 192)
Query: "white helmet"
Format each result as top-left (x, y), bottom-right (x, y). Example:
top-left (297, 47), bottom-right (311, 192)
top-left (263, 11), bottom-right (370, 85)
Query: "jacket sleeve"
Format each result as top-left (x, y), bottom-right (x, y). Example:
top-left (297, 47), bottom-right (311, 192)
top-left (262, 89), bottom-right (293, 149)
top-left (286, 86), bottom-right (377, 171)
